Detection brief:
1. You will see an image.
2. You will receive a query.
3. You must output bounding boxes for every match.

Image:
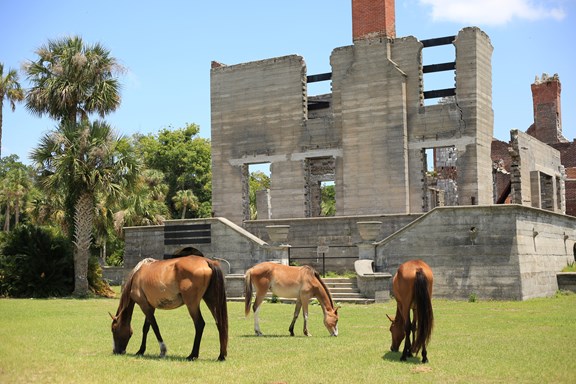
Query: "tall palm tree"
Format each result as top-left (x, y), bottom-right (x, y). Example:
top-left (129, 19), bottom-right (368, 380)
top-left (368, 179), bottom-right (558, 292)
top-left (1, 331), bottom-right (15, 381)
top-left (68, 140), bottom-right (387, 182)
top-left (31, 120), bottom-right (138, 296)
top-left (172, 189), bottom-right (199, 219)
top-left (0, 63), bottom-right (25, 158)
top-left (23, 36), bottom-right (122, 125)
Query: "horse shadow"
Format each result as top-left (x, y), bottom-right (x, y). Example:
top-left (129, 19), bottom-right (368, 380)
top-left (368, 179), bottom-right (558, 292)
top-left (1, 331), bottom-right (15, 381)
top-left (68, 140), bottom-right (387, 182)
top-left (124, 354), bottom-right (221, 362)
top-left (382, 351), bottom-right (423, 365)
top-left (239, 334), bottom-right (304, 339)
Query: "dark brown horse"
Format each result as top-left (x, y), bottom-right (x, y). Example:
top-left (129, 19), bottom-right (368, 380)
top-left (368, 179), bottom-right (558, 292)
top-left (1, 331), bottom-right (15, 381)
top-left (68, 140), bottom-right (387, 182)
top-left (110, 255), bottom-right (228, 361)
top-left (386, 259), bottom-right (434, 363)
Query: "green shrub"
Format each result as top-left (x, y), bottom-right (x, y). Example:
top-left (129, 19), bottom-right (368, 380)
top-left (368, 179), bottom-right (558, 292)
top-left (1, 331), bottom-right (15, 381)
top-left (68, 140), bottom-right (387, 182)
top-left (0, 225), bottom-right (74, 298)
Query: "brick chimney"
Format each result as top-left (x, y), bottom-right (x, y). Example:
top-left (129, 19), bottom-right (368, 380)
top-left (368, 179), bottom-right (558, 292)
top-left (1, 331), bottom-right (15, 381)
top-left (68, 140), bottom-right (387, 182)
top-left (352, 0), bottom-right (396, 41)
top-left (529, 73), bottom-right (566, 144)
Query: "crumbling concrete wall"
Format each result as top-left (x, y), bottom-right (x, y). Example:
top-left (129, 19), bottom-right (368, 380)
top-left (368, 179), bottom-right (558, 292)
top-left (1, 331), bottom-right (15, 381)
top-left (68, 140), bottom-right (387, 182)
top-left (211, 56), bottom-right (309, 224)
top-left (375, 205), bottom-right (575, 300)
top-left (509, 129), bottom-right (565, 213)
top-left (211, 27), bottom-right (494, 225)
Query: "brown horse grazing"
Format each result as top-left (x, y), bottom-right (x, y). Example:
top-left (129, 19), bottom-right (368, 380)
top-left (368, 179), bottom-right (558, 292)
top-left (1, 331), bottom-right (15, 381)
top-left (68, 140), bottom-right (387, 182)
top-left (109, 255), bottom-right (228, 361)
top-left (386, 259), bottom-right (434, 363)
top-left (244, 262), bottom-right (339, 337)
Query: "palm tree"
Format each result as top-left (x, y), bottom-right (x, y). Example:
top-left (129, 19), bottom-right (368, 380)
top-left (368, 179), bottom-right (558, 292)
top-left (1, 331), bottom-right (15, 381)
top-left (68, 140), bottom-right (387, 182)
top-left (31, 120), bottom-right (138, 296)
top-left (23, 36), bottom-right (122, 125)
top-left (0, 63), bottom-right (25, 158)
top-left (113, 169), bottom-right (170, 232)
top-left (172, 189), bottom-right (199, 219)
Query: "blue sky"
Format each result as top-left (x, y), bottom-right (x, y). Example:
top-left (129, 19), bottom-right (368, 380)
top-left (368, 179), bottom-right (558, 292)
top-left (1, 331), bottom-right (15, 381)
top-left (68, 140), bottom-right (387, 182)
top-left (1, 0), bottom-right (575, 164)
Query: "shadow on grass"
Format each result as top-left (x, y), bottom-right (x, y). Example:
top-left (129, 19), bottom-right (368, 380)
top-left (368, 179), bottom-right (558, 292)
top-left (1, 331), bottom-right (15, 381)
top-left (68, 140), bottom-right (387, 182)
top-left (114, 353), bottom-right (224, 362)
top-left (382, 351), bottom-right (424, 364)
top-left (239, 334), bottom-right (307, 338)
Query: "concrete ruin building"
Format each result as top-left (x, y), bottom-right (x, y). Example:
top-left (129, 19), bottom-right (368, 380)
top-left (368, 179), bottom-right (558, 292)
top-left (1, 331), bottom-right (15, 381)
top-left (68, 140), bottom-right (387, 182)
top-left (122, 0), bottom-right (575, 301)
top-left (210, 0), bottom-right (565, 223)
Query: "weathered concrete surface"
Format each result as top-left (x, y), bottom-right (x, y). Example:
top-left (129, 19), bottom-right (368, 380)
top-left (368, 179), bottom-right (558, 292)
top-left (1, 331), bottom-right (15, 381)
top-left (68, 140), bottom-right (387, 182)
top-left (375, 205), bottom-right (576, 300)
top-left (123, 205), bottom-right (575, 300)
top-left (211, 27), bottom-right (494, 224)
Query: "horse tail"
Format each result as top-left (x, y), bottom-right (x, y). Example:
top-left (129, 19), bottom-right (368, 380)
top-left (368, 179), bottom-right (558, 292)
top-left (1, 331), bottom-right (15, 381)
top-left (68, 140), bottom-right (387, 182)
top-left (244, 268), bottom-right (253, 317)
top-left (412, 268), bottom-right (434, 355)
top-left (205, 260), bottom-right (228, 359)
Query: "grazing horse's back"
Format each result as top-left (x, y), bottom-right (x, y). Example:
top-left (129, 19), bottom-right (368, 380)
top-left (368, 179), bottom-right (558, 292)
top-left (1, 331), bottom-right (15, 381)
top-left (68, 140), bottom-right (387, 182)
top-left (389, 259), bottom-right (434, 363)
top-left (110, 255), bottom-right (228, 361)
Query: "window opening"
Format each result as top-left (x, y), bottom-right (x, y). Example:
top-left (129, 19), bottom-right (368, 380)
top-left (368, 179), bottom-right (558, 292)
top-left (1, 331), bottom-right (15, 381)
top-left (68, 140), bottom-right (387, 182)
top-left (421, 36), bottom-right (456, 106)
top-left (247, 163), bottom-right (271, 220)
top-left (423, 146), bottom-right (458, 210)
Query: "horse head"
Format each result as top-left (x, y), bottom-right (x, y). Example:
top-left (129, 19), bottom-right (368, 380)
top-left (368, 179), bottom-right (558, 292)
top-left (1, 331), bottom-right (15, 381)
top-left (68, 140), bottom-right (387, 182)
top-left (386, 314), bottom-right (403, 352)
top-left (323, 306), bottom-right (340, 336)
top-left (109, 312), bottom-right (133, 355)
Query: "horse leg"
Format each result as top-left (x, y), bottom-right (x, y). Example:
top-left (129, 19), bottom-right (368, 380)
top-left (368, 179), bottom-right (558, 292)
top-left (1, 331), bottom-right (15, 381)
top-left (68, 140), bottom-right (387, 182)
top-left (400, 313), bottom-right (412, 361)
top-left (203, 295), bottom-right (227, 362)
top-left (421, 343), bottom-right (429, 364)
top-left (252, 292), bottom-right (266, 336)
top-left (147, 314), bottom-right (167, 358)
top-left (301, 299), bottom-right (312, 337)
top-left (187, 307), bottom-right (205, 361)
top-left (288, 300), bottom-right (302, 336)
top-left (138, 308), bottom-right (167, 358)
top-left (136, 318), bottom-right (150, 356)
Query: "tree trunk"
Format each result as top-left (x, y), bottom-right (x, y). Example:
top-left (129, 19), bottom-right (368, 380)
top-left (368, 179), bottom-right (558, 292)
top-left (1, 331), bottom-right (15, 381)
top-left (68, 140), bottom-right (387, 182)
top-left (3, 203), bottom-right (9, 232)
top-left (73, 192), bottom-right (94, 296)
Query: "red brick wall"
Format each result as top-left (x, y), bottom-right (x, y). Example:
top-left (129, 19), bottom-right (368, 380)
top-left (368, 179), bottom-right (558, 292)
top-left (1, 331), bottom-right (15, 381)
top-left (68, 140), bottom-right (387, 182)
top-left (530, 77), bottom-right (562, 144)
top-left (352, 0), bottom-right (395, 40)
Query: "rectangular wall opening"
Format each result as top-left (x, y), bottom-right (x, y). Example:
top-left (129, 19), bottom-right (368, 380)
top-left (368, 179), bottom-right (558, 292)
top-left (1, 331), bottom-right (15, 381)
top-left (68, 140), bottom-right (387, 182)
top-left (423, 146), bottom-right (459, 211)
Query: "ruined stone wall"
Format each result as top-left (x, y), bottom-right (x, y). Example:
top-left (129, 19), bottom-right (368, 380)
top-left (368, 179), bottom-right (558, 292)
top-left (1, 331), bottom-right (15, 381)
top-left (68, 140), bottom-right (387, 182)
top-left (375, 205), bottom-right (576, 300)
top-left (332, 38), bottom-right (410, 215)
top-left (509, 129), bottom-right (564, 213)
top-left (211, 55), bottom-right (308, 223)
top-left (211, 27), bottom-right (495, 224)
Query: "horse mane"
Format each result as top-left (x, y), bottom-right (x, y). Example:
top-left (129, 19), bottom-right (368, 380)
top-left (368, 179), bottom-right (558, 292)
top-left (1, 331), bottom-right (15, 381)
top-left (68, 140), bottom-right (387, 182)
top-left (116, 258), bottom-right (157, 316)
top-left (302, 265), bottom-right (335, 309)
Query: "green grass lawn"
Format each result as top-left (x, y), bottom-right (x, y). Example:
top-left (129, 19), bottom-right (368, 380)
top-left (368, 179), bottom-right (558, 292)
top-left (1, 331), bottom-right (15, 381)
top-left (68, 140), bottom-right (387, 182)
top-left (1, 291), bottom-right (575, 383)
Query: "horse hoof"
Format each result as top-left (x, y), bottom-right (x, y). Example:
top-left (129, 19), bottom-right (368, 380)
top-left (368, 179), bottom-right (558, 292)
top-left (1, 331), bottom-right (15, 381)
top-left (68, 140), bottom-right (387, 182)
top-left (217, 355), bottom-right (226, 362)
top-left (187, 355), bottom-right (198, 361)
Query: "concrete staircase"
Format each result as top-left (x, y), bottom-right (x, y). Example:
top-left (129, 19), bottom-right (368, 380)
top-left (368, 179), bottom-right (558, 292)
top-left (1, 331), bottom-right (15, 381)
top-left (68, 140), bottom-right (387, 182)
top-left (324, 277), bottom-right (374, 304)
top-left (262, 276), bottom-right (374, 305)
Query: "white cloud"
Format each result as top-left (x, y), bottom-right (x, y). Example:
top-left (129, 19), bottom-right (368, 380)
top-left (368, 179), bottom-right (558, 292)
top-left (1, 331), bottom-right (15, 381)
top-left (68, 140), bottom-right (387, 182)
top-left (419, 0), bottom-right (566, 25)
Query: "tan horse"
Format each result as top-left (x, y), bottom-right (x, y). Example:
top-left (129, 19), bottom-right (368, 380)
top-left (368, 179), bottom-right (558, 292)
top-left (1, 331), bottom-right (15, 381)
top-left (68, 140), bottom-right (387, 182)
top-left (244, 262), bottom-right (339, 337)
top-left (110, 255), bottom-right (228, 361)
top-left (386, 259), bottom-right (434, 363)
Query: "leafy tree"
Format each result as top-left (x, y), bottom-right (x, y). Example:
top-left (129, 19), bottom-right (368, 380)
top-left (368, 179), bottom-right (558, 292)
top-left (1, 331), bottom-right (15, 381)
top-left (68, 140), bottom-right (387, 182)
top-left (0, 63), bottom-right (25, 158)
top-left (134, 123), bottom-right (212, 218)
top-left (23, 36), bottom-right (123, 125)
top-left (321, 183), bottom-right (335, 216)
top-left (249, 171), bottom-right (270, 219)
top-left (31, 120), bottom-right (139, 296)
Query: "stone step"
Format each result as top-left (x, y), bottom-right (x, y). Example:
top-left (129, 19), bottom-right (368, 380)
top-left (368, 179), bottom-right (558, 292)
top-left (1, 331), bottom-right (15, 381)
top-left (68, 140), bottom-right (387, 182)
top-left (228, 277), bottom-right (373, 304)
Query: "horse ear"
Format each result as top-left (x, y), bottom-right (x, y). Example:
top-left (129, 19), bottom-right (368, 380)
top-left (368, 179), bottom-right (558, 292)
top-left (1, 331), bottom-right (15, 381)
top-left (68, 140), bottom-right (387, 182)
top-left (386, 314), bottom-right (394, 323)
top-left (108, 311), bottom-right (116, 320)
top-left (335, 305), bottom-right (341, 315)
